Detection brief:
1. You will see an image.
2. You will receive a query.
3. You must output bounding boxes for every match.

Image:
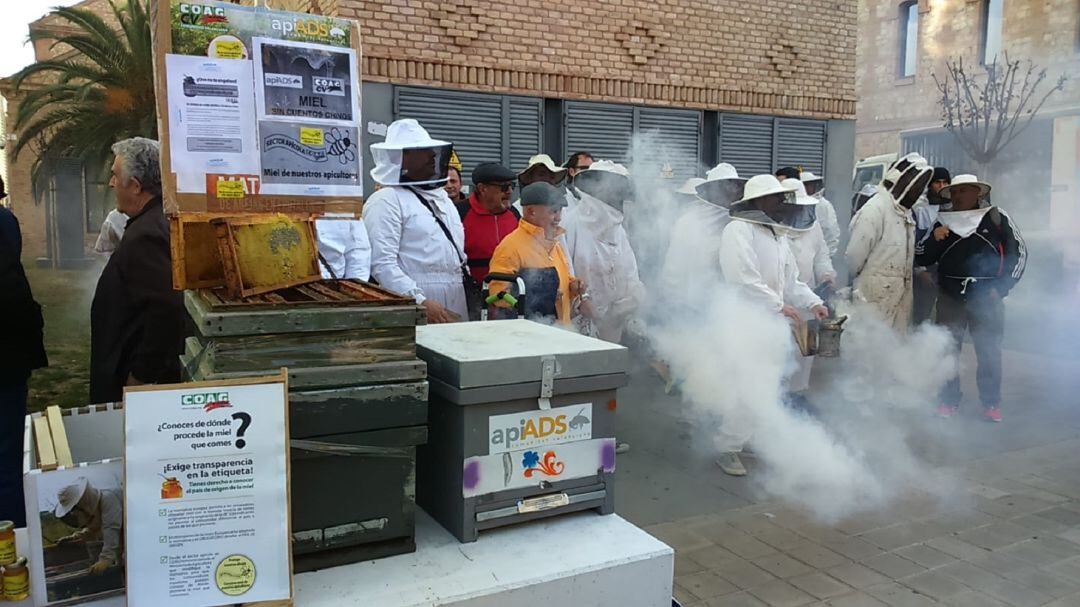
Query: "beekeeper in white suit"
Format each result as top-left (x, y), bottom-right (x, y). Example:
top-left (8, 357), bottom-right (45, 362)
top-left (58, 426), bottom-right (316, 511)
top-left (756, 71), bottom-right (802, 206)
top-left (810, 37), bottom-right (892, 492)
top-left (563, 160), bottom-right (646, 343)
top-left (717, 175), bottom-right (829, 477)
top-left (846, 153), bottom-right (933, 331)
top-left (364, 119), bottom-right (468, 323)
top-left (799, 171), bottom-right (841, 257)
top-left (780, 178), bottom-right (837, 400)
top-left (659, 163), bottom-right (746, 300)
top-left (316, 215), bottom-right (371, 280)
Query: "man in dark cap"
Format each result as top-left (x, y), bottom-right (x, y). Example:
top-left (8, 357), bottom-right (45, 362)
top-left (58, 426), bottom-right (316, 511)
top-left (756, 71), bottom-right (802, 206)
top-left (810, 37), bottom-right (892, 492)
top-left (775, 166), bottom-right (801, 181)
top-left (912, 167), bottom-right (952, 324)
top-left (488, 182), bottom-right (590, 325)
top-left (461, 162), bottom-right (520, 282)
top-left (0, 175), bottom-right (47, 527)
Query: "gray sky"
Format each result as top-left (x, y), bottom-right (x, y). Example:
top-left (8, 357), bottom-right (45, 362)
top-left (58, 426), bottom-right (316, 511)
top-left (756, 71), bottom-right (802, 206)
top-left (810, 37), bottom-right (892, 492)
top-left (1, 1), bottom-right (85, 78)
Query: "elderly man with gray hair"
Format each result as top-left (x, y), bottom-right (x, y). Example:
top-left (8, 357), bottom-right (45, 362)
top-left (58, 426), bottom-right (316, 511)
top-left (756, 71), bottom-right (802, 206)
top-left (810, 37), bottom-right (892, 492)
top-left (90, 137), bottom-right (186, 403)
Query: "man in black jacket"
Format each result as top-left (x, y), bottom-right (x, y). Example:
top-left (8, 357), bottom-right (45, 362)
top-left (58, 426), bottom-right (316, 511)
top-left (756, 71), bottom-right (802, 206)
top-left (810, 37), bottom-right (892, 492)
top-left (916, 174), bottom-right (1026, 423)
top-left (90, 138), bottom-right (185, 403)
top-left (0, 176), bottom-right (48, 527)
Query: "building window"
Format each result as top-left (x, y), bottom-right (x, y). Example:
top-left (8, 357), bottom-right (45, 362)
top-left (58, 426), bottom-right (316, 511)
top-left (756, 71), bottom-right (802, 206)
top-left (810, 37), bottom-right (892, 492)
top-left (898, 1), bottom-right (919, 78)
top-left (982, 0), bottom-right (1004, 64)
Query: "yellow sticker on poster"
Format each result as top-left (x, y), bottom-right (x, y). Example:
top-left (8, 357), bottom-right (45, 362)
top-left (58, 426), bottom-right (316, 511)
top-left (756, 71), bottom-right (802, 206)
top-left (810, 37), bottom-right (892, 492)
top-left (215, 554), bottom-right (256, 596)
top-left (216, 180), bottom-right (246, 199)
top-left (299, 127), bottom-right (324, 147)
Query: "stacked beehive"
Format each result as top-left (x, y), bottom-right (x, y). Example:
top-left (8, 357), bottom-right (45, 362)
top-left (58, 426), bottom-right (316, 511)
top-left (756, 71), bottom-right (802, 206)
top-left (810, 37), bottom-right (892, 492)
top-left (180, 280), bottom-right (427, 572)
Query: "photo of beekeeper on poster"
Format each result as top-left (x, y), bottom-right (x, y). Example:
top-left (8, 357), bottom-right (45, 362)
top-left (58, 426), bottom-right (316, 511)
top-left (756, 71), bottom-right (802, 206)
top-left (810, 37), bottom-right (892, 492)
top-left (253, 37), bottom-right (359, 124)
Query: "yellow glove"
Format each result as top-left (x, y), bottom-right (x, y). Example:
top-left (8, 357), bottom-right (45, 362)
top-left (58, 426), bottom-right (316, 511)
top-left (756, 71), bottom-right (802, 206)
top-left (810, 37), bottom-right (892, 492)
top-left (89, 559), bottom-right (111, 575)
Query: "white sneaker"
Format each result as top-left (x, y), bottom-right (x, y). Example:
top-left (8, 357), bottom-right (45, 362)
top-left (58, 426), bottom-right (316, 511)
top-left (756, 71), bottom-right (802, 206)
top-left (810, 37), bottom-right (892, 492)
top-left (716, 452), bottom-right (747, 476)
top-left (615, 442), bottom-right (631, 454)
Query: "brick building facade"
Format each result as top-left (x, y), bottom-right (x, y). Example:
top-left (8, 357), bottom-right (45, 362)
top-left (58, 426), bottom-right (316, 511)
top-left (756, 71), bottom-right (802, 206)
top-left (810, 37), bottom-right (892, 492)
top-left (4, 0), bottom-right (859, 264)
top-left (855, 0), bottom-right (1080, 241)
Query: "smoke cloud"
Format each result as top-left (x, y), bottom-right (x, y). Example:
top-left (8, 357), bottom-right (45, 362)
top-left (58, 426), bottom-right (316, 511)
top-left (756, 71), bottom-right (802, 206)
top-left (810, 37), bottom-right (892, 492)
top-left (619, 132), bottom-right (965, 523)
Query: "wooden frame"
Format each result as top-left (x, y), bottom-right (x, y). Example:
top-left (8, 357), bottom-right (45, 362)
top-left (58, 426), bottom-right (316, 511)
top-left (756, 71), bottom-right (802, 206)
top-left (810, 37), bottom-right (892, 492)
top-left (123, 371), bottom-right (295, 607)
top-left (211, 214), bottom-right (322, 298)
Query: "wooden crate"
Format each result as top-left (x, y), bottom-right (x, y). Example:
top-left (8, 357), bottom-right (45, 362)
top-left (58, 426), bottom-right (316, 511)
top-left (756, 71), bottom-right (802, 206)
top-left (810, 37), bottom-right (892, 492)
top-left (213, 214), bottom-right (322, 298)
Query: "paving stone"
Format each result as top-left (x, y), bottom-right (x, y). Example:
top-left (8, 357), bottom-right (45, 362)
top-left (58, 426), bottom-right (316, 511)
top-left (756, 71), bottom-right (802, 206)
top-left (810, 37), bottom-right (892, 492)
top-left (834, 513), bottom-right (900, 537)
top-left (826, 562), bottom-right (891, 589)
top-left (1041, 556), bottom-right (1080, 582)
top-left (860, 522), bottom-right (946, 551)
top-left (674, 581), bottom-right (698, 605)
top-left (824, 593), bottom-right (889, 607)
top-left (704, 590), bottom-right (769, 606)
top-left (897, 570), bottom-right (970, 600)
top-left (787, 572), bottom-right (853, 600)
top-left (1059, 527), bottom-right (1080, 546)
top-left (711, 558), bottom-right (778, 590)
top-left (685, 520), bottom-right (749, 546)
top-left (893, 544), bottom-right (957, 569)
top-left (1031, 507), bottom-right (1080, 527)
top-left (677, 570), bottom-right (739, 600)
top-left (823, 537), bottom-right (885, 561)
top-left (966, 550), bottom-right (1037, 577)
top-left (862, 553), bottom-right (927, 580)
top-left (786, 541), bottom-right (849, 570)
top-left (974, 494), bottom-right (1059, 518)
top-left (684, 544), bottom-right (740, 569)
top-left (752, 553), bottom-right (816, 579)
top-left (924, 536), bottom-right (989, 561)
top-left (956, 522), bottom-right (1037, 550)
top-left (748, 579), bottom-right (817, 607)
top-left (967, 484), bottom-right (1011, 500)
top-left (979, 578), bottom-right (1052, 607)
top-left (646, 521), bottom-right (715, 552)
top-left (721, 533), bottom-right (781, 559)
top-left (864, 582), bottom-right (938, 606)
top-left (998, 538), bottom-right (1073, 567)
top-left (1011, 512), bottom-right (1072, 535)
top-left (924, 509), bottom-right (998, 534)
top-left (941, 590), bottom-right (1011, 607)
top-left (676, 552), bottom-right (708, 576)
top-left (757, 526), bottom-right (808, 551)
top-left (936, 560), bottom-right (1004, 589)
top-left (1000, 567), bottom-right (1079, 599)
top-left (1044, 591), bottom-right (1080, 607)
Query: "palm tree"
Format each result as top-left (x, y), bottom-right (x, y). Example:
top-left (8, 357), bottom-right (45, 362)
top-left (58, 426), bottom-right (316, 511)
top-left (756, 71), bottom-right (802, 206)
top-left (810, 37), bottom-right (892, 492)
top-left (10, 0), bottom-right (156, 192)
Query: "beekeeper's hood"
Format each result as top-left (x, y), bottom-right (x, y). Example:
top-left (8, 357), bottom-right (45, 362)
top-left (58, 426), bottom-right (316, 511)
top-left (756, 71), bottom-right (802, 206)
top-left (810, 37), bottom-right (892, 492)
top-left (799, 171), bottom-right (825, 198)
top-left (574, 160), bottom-right (633, 211)
top-left (55, 477), bottom-right (89, 519)
top-left (729, 174), bottom-right (813, 231)
top-left (370, 119), bottom-right (453, 188)
top-left (883, 153), bottom-right (933, 207)
top-left (695, 163), bottom-right (747, 208)
top-left (676, 177), bottom-right (706, 196)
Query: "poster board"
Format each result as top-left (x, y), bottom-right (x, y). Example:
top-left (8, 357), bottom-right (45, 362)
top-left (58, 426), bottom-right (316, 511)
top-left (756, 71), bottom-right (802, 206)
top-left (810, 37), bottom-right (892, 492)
top-left (123, 374), bottom-right (292, 607)
top-left (151, 0), bottom-right (363, 214)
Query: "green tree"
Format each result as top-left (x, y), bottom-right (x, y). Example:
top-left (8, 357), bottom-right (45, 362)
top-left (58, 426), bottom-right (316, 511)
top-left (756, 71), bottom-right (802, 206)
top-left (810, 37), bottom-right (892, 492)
top-left (11, 0), bottom-right (156, 192)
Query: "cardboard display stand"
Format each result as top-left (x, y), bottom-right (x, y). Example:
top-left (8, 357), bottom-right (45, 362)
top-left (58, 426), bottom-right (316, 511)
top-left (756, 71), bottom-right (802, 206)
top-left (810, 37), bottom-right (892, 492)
top-left (123, 373), bottom-right (293, 607)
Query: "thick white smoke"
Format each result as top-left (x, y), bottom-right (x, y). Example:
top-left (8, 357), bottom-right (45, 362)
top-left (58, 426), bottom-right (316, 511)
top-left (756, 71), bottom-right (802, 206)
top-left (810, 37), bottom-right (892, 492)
top-left (622, 132), bottom-right (964, 523)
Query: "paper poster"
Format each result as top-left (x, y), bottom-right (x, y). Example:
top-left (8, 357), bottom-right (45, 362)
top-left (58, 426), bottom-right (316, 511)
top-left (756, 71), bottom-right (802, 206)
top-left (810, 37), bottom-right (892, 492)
top-left (258, 121), bottom-right (362, 196)
top-left (170, 1), bottom-right (353, 58)
top-left (165, 54), bottom-right (259, 194)
top-left (253, 37), bottom-right (359, 125)
top-left (462, 437), bottom-right (616, 499)
top-left (124, 380), bottom-right (291, 607)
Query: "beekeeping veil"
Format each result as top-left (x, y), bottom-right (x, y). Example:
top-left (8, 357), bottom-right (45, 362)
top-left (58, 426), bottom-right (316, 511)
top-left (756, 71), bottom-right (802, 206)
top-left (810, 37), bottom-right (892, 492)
top-left (574, 160), bottom-right (633, 212)
top-left (370, 119), bottom-right (453, 188)
top-left (882, 153), bottom-right (933, 208)
top-left (729, 174), bottom-right (813, 231)
top-left (695, 163), bottom-right (747, 208)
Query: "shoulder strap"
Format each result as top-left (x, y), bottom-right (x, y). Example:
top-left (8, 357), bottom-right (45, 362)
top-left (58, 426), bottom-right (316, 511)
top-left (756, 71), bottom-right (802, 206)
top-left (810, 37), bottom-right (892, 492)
top-left (407, 188), bottom-right (466, 267)
top-left (510, 205), bottom-right (521, 220)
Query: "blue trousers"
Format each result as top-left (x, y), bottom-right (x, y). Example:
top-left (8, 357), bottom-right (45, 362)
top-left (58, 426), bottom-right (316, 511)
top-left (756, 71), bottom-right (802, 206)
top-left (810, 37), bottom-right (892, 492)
top-left (0, 378), bottom-right (27, 527)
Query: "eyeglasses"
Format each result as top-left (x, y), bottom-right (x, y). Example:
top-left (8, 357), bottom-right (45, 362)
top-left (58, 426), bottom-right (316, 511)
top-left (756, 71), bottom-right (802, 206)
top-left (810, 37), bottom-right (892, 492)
top-left (481, 182), bottom-right (514, 192)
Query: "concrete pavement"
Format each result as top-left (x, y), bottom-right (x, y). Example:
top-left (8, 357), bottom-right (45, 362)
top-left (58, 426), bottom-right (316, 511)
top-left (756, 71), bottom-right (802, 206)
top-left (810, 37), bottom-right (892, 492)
top-left (613, 341), bottom-right (1080, 606)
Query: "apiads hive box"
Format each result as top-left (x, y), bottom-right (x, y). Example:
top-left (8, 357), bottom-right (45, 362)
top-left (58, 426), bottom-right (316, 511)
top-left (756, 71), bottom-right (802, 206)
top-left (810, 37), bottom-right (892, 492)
top-left (415, 319), bottom-right (628, 543)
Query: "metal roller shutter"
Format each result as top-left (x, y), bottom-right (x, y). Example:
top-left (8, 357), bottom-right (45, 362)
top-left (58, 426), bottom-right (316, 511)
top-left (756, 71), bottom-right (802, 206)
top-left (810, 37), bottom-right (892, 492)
top-left (636, 107), bottom-right (702, 180)
top-left (395, 87), bottom-right (544, 180)
top-left (507, 98), bottom-right (543, 173)
top-left (776, 119), bottom-right (827, 175)
top-left (564, 101), bottom-right (634, 165)
top-left (719, 113), bottom-right (774, 177)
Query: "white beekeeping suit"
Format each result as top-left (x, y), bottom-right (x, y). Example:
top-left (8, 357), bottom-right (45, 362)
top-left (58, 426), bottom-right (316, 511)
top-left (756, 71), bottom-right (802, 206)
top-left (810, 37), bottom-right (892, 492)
top-left (364, 119), bottom-right (468, 322)
top-left (659, 164), bottom-right (745, 302)
top-left (563, 160), bottom-right (646, 342)
top-left (800, 172), bottom-right (840, 257)
top-left (845, 154), bottom-right (932, 331)
top-left (716, 175), bottom-right (824, 469)
top-left (316, 214), bottom-right (372, 280)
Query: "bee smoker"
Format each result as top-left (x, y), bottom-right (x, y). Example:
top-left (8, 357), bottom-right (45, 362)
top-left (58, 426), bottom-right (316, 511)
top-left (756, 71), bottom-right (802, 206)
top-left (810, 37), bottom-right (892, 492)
top-left (815, 315), bottom-right (848, 358)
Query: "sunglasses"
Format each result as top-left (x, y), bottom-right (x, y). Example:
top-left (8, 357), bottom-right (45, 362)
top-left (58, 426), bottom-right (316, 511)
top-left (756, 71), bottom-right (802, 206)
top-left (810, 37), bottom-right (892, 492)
top-left (481, 182), bottom-right (515, 192)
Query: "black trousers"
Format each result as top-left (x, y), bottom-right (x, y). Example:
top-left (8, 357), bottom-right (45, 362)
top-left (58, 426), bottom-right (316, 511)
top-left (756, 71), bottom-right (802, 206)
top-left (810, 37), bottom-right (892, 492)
top-left (0, 377), bottom-right (27, 527)
top-left (937, 290), bottom-right (1004, 407)
top-left (912, 268), bottom-right (937, 325)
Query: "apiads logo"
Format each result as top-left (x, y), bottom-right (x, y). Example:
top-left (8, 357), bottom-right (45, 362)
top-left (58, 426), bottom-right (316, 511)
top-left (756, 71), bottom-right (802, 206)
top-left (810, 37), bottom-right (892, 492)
top-left (264, 73), bottom-right (303, 89)
top-left (181, 391), bottom-right (232, 412)
top-left (487, 404), bottom-right (592, 454)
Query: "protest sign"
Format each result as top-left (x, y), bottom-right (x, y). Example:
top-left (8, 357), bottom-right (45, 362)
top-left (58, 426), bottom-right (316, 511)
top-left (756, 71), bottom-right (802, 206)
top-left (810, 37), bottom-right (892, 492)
top-left (124, 374), bottom-right (291, 607)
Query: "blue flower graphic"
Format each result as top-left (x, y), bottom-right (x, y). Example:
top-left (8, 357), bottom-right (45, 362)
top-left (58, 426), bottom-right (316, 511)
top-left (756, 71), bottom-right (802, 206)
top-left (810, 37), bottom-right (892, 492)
top-left (522, 451), bottom-right (540, 469)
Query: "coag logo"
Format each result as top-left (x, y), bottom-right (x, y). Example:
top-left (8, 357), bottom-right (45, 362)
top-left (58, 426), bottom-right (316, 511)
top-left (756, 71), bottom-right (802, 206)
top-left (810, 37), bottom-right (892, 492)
top-left (178, 3), bottom-right (228, 26)
top-left (181, 392), bottom-right (231, 412)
